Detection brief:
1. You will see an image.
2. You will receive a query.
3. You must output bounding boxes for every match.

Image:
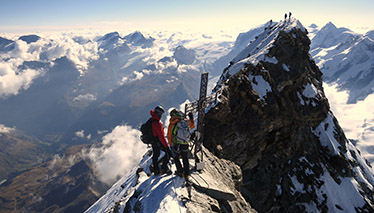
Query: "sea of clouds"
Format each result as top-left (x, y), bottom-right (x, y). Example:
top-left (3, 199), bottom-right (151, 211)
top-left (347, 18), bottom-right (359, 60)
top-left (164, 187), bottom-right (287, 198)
top-left (0, 29), bottom-right (235, 99)
top-left (0, 33), bottom-right (100, 98)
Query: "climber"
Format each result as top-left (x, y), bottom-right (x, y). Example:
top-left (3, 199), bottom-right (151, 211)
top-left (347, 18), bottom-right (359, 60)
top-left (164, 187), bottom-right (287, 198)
top-left (289, 11), bottom-right (292, 19)
top-left (284, 13), bottom-right (287, 19)
top-left (167, 109), bottom-right (195, 179)
top-left (150, 105), bottom-right (172, 175)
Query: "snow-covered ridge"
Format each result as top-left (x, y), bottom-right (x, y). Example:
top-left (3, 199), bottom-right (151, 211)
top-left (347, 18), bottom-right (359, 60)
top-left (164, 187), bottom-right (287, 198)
top-left (213, 17), bottom-right (307, 101)
top-left (86, 147), bottom-right (254, 213)
top-left (228, 18), bottom-right (305, 77)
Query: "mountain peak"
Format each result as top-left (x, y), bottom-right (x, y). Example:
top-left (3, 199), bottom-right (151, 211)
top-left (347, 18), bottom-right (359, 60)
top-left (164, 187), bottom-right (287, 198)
top-left (215, 17), bottom-right (307, 89)
top-left (18, 34), bottom-right (40, 44)
top-left (204, 18), bottom-right (374, 212)
top-left (0, 37), bottom-right (14, 50)
top-left (366, 30), bottom-right (374, 41)
top-left (123, 31), bottom-right (155, 47)
top-left (309, 23), bottom-right (318, 29)
top-left (173, 45), bottom-right (196, 65)
top-left (98, 32), bottom-right (121, 41)
top-left (324, 21), bottom-right (337, 29)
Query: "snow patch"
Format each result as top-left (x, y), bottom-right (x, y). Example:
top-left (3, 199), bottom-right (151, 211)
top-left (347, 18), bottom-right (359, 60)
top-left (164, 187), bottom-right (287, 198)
top-left (312, 112), bottom-right (341, 155)
top-left (297, 92), bottom-right (305, 105)
top-left (315, 169), bottom-right (366, 212)
top-left (251, 74), bottom-right (272, 100)
top-left (282, 63), bottom-right (290, 72)
top-left (302, 83), bottom-right (318, 98)
top-left (290, 175), bottom-right (305, 195)
top-left (264, 56), bottom-right (278, 64)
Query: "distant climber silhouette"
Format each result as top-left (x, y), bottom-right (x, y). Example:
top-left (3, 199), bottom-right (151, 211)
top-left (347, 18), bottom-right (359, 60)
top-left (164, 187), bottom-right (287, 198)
top-left (289, 12), bottom-right (292, 19)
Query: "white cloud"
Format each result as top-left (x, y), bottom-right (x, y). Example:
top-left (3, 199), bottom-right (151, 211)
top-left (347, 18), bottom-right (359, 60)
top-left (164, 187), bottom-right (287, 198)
top-left (42, 35), bottom-right (99, 74)
top-left (0, 33), bottom-right (101, 98)
top-left (74, 129), bottom-right (91, 140)
top-left (133, 71), bottom-right (144, 80)
top-left (48, 154), bottom-right (78, 170)
top-left (75, 130), bottom-right (86, 138)
top-left (0, 62), bottom-right (40, 98)
top-left (82, 125), bottom-right (147, 185)
top-left (73, 93), bottom-right (97, 102)
top-left (0, 124), bottom-right (15, 133)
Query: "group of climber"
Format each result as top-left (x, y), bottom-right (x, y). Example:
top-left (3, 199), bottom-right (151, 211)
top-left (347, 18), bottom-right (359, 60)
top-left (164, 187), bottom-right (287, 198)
top-left (147, 105), bottom-right (195, 179)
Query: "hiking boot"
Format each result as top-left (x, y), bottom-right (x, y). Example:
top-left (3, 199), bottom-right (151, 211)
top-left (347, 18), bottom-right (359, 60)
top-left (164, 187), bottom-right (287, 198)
top-left (154, 170), bottom-right (160, 176)
top-left (175, 171), bottom-right (184, 178)
top-left (161, 169), bottom-right (172, 175)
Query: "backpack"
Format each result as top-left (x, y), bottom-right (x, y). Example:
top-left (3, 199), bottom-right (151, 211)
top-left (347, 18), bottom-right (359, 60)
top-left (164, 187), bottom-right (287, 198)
top-left (140, 118), bottom-right (157, 144)
top-left (172, 120), bottom-right (191, 145)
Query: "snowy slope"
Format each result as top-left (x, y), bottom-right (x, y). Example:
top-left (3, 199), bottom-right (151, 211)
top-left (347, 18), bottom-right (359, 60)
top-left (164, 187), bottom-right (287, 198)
top-left (209, 22), bottom-right (268, 76)
top-left (215, 17), bottom-right (306, 90)
top-left (86, 147), bottom-right (254, 213)
top-left (85, 151), bottom-right (187, 213)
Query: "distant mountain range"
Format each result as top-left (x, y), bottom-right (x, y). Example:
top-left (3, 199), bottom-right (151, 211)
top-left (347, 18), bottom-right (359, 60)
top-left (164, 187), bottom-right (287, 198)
top-left (0, 30), bottom-right (232, 212)
top-left (310, 22), bottom-right (374, 104)
top-left (0, 31), bottom-right (230, 145)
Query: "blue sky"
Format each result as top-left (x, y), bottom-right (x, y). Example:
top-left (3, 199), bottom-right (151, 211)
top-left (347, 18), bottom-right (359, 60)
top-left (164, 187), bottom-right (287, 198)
top-left (0, 0), bottom-right (373, 34)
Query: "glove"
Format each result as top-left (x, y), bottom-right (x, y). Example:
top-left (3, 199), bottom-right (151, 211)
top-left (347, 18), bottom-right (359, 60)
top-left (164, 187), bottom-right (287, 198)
top-left (188, 112), bottom-right (193, 120)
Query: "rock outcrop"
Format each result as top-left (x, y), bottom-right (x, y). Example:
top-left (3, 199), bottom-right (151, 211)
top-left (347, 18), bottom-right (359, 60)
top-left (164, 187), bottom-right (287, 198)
top-left (203, 18), bottom-right (374, 212)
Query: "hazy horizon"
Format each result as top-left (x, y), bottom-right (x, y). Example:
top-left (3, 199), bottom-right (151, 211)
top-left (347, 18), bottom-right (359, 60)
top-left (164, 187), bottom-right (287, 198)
top-left (1, 0), bottom-right (373, 35)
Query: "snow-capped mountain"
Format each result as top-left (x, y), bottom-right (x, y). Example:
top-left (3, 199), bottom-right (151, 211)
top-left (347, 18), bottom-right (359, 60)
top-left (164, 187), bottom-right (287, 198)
top-left (205, 17), bottom-right (374, 212)
top-left (86, 18), bottom-right (374, 212)
top-left (310, 22), bottom-right (374, 104)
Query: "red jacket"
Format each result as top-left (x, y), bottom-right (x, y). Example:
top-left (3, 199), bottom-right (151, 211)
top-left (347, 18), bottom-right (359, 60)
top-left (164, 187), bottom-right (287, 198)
top-left (150, 110), bottom-right (169, 149)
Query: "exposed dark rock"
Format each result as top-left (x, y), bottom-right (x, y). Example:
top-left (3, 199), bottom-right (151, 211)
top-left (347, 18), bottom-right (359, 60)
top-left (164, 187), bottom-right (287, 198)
top-left (203, 19), bottom-right (374, 212)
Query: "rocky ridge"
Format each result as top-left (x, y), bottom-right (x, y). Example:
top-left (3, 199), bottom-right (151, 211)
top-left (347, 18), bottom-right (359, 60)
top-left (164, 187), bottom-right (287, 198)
top-left (203, 18), bottom-right (374, 212)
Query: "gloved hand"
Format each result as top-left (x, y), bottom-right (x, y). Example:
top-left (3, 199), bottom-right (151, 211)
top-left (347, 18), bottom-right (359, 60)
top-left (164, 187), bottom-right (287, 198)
top-left (188, 112), bottom-right (193, 120)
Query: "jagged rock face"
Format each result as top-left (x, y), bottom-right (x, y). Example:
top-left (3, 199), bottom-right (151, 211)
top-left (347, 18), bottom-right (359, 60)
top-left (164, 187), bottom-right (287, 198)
top-left (203, 20), bottom-right (374, 212)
